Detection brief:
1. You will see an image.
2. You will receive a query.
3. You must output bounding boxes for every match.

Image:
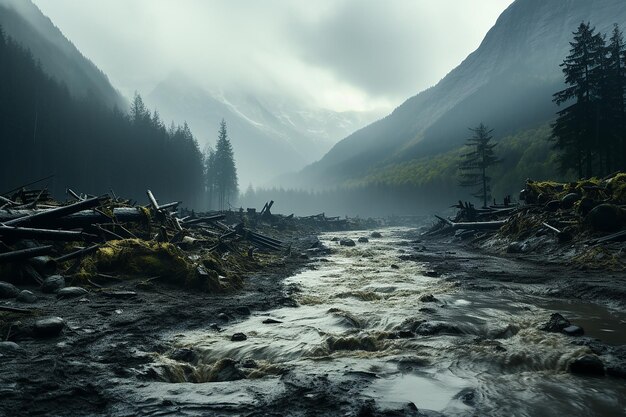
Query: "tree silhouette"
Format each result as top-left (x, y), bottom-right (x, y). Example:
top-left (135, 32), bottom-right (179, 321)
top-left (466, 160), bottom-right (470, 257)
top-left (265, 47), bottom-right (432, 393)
top-left (459, 123), bottom-right (500, 208)
top-left (213, 120), bottom-right (238, 210)
top-left (552, 22), bottom-right (606, 178)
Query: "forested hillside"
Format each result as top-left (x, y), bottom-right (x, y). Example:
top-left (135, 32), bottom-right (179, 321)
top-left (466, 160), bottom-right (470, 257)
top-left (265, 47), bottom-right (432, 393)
top-left (0, 28), bottom-right (205, 207)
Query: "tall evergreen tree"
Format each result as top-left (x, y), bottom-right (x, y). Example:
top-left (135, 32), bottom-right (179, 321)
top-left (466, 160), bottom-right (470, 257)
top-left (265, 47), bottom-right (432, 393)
top-left (552, 22), bottom-right (606, 178)
top-left (213, 119), bottom-right (238, 210)
top-left (605, 24), bottom-right (626, 170)
top-left (458, 123), bottom-right (500, 208)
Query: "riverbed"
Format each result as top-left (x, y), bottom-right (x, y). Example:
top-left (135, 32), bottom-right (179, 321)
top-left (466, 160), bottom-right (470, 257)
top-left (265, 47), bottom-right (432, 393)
top-left (130, 227), bottom-right (626, 416)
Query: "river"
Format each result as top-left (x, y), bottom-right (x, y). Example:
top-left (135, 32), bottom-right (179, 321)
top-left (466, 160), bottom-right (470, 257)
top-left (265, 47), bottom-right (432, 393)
top-left (146, 227), bottom-right (626, 416)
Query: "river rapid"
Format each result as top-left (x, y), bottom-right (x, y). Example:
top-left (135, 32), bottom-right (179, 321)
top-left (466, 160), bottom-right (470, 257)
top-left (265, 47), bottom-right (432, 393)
top-left (141, 227), bottom-right (626, 416)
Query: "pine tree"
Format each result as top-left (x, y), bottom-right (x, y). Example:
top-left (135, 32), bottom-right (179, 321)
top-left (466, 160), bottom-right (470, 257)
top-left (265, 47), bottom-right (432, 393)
top-left (213, 119), bottom-right (238, 210)
top-left (605, 24), bottom-right (626, 171)
top-left (458, 123), bottom-right (500, 208)
top-left (552, 22), bottom-right (606, 178)
top-left (204, 145), bottom-right (216, 210)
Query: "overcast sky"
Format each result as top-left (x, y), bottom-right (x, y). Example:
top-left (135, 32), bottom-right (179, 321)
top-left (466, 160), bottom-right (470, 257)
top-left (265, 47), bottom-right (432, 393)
top-left (33, 0), bottom-right (514, 112)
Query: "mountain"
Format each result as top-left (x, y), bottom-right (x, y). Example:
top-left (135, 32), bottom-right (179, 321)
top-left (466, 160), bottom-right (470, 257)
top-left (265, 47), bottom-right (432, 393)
top-left (292, 0), bottom-right (626, 189)
top-left (147, 73), bottom-right (382, 186)
top-left (0, 0), bottom-right (125, 109)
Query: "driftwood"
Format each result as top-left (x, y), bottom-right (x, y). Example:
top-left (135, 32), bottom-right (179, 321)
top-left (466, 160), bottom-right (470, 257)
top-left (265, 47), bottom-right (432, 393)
top-left (0, 207), bottom-right (146, 229)
top-left (587, 229), bottom-right (626, 245)
top-left (3, 197), bottom-right (103, 227)
top-left (0, 225), bottom-right (97, 241)
top-left (0, 245), bottom-right (54, 263)
top-left (435, 215), bottom-right (506, 230)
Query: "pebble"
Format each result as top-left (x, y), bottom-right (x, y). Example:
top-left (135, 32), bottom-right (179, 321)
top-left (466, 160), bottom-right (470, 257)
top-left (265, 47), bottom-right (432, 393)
top-left (340, 238), bottom-right (356, 247)
top-left (0, 281), bottom-right (19, 299)
top-left (57, 287), bottom-right (88, 299)
top-left (569, 355), bottom-right (605, 376)
top-left (231, 333), bottom-right (247, 342)
top-left (0, 341), bottom-right (21, 353)
top-left (41, 275), bottom-right (65, 293)
top-left (370, 232), bottom-right (382, 238)
top-left (34, 317), bottom-right (65, 338)
top-left (357, 237), bottom-right (369, 243)
top-left (16, 290), bottom-right (37, 303)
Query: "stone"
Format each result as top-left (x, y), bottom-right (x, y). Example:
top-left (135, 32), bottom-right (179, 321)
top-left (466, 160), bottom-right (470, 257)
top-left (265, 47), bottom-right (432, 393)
top-left (390, 264), bottom-right (400, 269)
top-left (16, 290), bottom-right (37, 303)
top-left (339, 238), bottom-right (356, 247)
top-left (41, 275), bottom-right (65, 293)
top-left (213, 359), bottom-right (245, 382)
top-left (0, 281), bottom-right (19, 299)
top-left (569, 355), bottom-right (605, 376)
top-left (539, 313), bottom-right (570, 333)
top-left (170, 348), bottom-right (196, 363)
top-left (586, 204), bottom-right (625, 232)
top-left (424, 270), bottom-right (440, 277)
top-left (231, 333), bottom-right (247, 342)
top-left (357, 237), bottom-right (369, 243)
top-left (242, 359), bottom-right (258, 368)
top-left (57, 287), bottom-right (88, 299)
top-left (397, 330), bottom-right (415, 339)
top-left (217, 313), bottom-right (229, 321)
top-left (235, 306), bottom-right (251, 316)
top-left (330, 237), bottom-right (340, 242)
top-left (563, 325), bottom-right (584, 336)
top-left (419, 294), bottom-right (439, 303)
top-left (415, 321), bottom-right (462, 336)
top-left (262, 318), bottom-right (282, 324)
top-left (370, 232), bottom-right (382, 238)
top-left (561, 193), bottom-right (580, 209)
top-left (544, 200), bottom-right (561, 212)
top-left (34, 317), bottom-right (65, 338)
top-left (0, 341), bottom-right (21, 353)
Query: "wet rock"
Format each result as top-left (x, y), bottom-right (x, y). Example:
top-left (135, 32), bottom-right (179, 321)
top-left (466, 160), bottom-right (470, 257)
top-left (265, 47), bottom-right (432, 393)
top-left (418, 307), bottom-right (437, 314)
top-left (539, 313), bottom-right (570, 333)
top-left (370, 232), bottom-right (382, 238)
top-left (569, 355), bottom-right (605, 376)
top-left (262, 318), bottom-right (282, 324)
top-left (545, 200), bottom-right (561, 212)
top-left (16, 290), bottom-right (37, 303)
top-left (170, 348), bottom-right (196, 363)
top-left (358, 237), bottom-right (369, 243)
top-left (0, 281), bottom-right (19, 299)
top-left (563, 325), bottom-right (584, 336)
top-left (209, 323), bottom-right (221, 331)
top-left (561, 193), bottom-right (581, 209)
top-left (607, 364), bottom-right (626, 379)
top-left (507, 241), bottom-right (528, 254)
top-left (235, 306), bottom-right (251, 316)
top-left (586, 204), bottom-right (626, 232)
top-left (41, 275), bottom-right (65, 293)
top-left (578, 197), bottom-right (597, 216)
top-left (419, 294), bottom-right (439, 303)
top-left (211, 359), bottom-right (245, 382)
top-left (423, 270), bottom-right (440, 277)
top-left (415, 321), bottom-right (462, 336)
top-left (397, 330), bottom-right (415, 339)
top-left (330, 237), bottom-right (340, 242)
top-left (0, 341), bottom-right (21, 354)
top-left (57, 287), bottom-right (88, 299)
top-left (34, 317), bottom-right (65, 338)
top-left (242, 359), bottom-right (258, 368)
top-left (390, 264), bottom-right (400, 269)
top-left (231, 333), bottom-right (247, 342)
top-left (339, 238), bottom-right (356, 247)
top-left (217, 313), bottom-right (229, 321)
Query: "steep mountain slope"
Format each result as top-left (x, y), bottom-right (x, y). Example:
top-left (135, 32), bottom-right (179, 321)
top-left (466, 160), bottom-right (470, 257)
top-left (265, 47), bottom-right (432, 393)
top-left (294, 0), bottom-right (626, 189)
top-left (147, 74), bottom-right (382, 186)
top-left (0, 0), bottom-right (124, 109)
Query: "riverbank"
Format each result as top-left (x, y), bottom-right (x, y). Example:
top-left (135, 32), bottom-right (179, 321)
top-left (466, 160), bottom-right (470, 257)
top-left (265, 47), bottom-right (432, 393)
top-left (2, 226), bottom-right (625, 416)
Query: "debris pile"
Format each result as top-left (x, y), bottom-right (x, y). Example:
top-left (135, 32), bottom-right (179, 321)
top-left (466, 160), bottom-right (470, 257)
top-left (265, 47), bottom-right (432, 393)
top-left (427, 172), bottom-right (626, 270)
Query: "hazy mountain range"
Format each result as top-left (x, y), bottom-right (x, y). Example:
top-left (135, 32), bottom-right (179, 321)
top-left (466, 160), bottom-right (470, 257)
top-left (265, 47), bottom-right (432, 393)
top-left (147, 74), bottom-right (383, 186)
top-left (287, 0), bottom-right (626, 189)
top-left (0, 0), bottom-right (125, 109)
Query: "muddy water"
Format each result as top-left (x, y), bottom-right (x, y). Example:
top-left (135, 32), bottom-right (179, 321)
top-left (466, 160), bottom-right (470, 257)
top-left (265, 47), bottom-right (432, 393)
top-left (159, 228), bottom-right (626, 416)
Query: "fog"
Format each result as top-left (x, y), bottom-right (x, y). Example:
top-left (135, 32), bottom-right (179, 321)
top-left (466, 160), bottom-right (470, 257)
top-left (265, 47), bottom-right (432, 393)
top-left (33, 0), bottom-right (512, 113)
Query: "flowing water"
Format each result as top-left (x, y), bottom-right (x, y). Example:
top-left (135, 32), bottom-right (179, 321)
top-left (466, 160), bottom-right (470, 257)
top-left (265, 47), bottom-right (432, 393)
top-left (152, 228), bottom-right (626, 416)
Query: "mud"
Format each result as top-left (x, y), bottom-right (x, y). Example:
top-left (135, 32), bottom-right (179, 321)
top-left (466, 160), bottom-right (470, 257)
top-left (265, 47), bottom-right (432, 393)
top-left (1, 227), bottom-right (625, 417)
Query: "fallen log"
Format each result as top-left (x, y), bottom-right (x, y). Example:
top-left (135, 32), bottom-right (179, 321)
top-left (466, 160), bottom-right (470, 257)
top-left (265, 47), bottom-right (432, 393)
top-left (0, 225), bottom-right (98, 241)
top-left (435, 215), bottom-right (506, 230)
top-left (0, 245), bottom-right (54, 263)
top-left (0, 207), bottom-right (146, 229)
top-left (3, 196), bottom-right (103, 227)
top-left (587, 229), bottom-right (626, 245)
